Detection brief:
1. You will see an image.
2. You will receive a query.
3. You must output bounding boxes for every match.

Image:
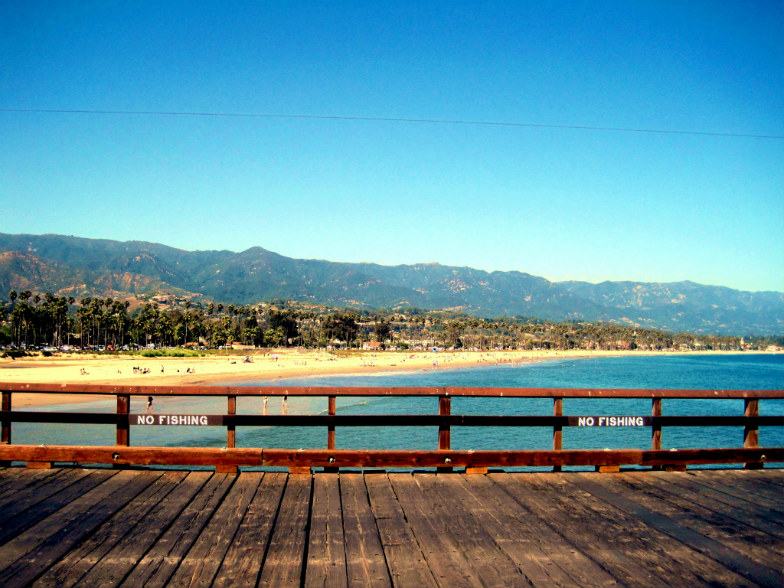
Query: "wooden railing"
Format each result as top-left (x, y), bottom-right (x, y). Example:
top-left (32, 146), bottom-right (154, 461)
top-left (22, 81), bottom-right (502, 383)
top-left (1, 383), bottom-right (782, 473)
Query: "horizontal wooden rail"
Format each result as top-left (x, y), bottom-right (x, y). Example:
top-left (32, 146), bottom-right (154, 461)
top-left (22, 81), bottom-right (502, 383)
top-left (0, 445), bottom-right (781, 469)
top-left (2, 411), bottom-right (783, 428)
top-left (2, 382), bottom-right (783, 399)
top-left (1, 384), bottom-right (782, 472)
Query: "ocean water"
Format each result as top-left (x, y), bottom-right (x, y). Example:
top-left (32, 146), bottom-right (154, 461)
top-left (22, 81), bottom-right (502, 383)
top-left (13, 354), bottom-right (784, 470)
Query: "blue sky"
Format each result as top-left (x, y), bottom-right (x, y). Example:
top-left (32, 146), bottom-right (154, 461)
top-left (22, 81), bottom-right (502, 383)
top-left (1, 1), bottom-right (782, 293)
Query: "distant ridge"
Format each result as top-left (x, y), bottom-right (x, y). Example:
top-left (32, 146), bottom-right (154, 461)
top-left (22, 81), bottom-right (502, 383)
top-left (0, 233), bottom-right (781, 335)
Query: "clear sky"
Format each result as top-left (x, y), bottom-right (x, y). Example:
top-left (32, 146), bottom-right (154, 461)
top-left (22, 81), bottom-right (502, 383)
top-left (1, 1), bottom-right (782, 293)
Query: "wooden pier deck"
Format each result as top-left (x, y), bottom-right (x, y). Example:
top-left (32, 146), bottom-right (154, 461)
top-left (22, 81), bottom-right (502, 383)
top-left (0, 468), bottom-right (781, 587)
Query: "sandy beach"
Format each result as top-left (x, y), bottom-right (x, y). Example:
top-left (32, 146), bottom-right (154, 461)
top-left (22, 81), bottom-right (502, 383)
top-left (0, 348), bottom-right (765, 408)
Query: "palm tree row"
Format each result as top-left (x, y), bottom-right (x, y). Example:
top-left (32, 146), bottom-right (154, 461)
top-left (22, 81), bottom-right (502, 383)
top-left (2, 291), bottom-right (764, 352)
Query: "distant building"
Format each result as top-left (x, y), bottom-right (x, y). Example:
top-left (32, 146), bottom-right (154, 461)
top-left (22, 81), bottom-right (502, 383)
top-left (362, 342), bottom-right (383, 350)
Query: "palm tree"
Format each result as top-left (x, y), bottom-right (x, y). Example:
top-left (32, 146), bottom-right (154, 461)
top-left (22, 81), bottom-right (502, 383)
top-left (184, 301), bottom-right (192, 344)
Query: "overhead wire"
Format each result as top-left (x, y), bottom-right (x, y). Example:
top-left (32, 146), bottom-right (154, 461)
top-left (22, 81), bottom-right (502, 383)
top-left (1, 107), bottom-right (782, 140)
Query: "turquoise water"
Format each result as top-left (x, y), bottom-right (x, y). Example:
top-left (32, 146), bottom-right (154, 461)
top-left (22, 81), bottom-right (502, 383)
top-left (13, 354), bottom-right (784, 469)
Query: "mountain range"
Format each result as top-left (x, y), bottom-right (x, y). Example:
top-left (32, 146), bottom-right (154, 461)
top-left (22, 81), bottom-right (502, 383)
top-left (0, 233), bottom-right (781, 336)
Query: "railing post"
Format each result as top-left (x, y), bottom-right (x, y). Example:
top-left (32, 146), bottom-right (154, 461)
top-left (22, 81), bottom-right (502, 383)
top-left (1, 391), bottom-right (10, 467)
top-left (325, 395), bottom-right (338, 473)
top-left (116, 394), bottom-right (130, 446)
top-left (217, 395), bottom-right (238, 474)
top-left (652, 398), bottom-right (662, 471)
top-left (114, 394), bottom-right (130, 470)
top-left (327, 395), bottom-right (336, 449)
top-left (2, 391), bottom-right (10, 445)
top-left (438, 395), bottom-right (453, 473)
top-left (227, 395), bottom-right (236, 448)
top-left (553, 397), bottom-right (563, 472)
top-left (744, 398), bottom-right (762, 469)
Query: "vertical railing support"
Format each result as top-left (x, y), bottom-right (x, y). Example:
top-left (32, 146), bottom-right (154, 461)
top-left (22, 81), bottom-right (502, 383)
top-left (553, 397), bottom-right (563, 472)
top-left (438, 395), bottom-right (453, 472)
top-left (652, 398), bottom-right (662, 471)
top-left (227, 395), bottom-right (236, 449)
top-left (325, 395), bottom-right (338, 473)
top-left (327, 395), bottom-right (336, 449)
top-left (1, 391), bottom-right (11, 467)
top-left (116, 394), bottom-right (130, 446)
top-left (217, 395), bottom-right (238, 474)
top-left (114, 394), bottom-right (130, 471)
top-left (744, 398), bottom-right (762, 469)
top-left (1, 391), bottom-right (10, 445)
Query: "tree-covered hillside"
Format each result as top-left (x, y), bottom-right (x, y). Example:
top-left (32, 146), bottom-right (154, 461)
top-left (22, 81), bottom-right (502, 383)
top-left (1, 233), bottom-right (781, 336)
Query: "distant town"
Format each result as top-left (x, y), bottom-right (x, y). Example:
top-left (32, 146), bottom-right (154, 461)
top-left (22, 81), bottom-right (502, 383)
top-left (2, 291), bottom-right (781, 355)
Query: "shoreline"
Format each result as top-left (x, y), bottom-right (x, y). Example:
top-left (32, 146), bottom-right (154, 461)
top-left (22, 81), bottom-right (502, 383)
top-left (1, 349), bottom-right (778, 408)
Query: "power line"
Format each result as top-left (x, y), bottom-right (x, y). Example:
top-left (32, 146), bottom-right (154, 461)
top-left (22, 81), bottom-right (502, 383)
top-left (2, 107), bottom-right (782, 139)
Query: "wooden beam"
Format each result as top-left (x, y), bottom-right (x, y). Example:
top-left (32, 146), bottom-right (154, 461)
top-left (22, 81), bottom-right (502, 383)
top-left (438, 396), bottom-right (452, 473)
top-left (227, 395), bottom-right (236, 449)
top-left (116, 394), bottom-right (130, 446)
top-left (0, 445), bottom-right (779, 469)
top-left (651, 398), bottom-right (662, 450)
top-left (744, 398), bottom-right (762, 469)
top-left (553, 397), bottom-right (563, 472)
top-left (1, 390), bottom-right (11, 445)
top-left (465, 467), bottom-right (488, 474)
top-left (0, 445), bottom-right (263, 467)
top-left (0, 381), bottom-right (780, 400)
top-left (325, 395), bottom-right (338, 473)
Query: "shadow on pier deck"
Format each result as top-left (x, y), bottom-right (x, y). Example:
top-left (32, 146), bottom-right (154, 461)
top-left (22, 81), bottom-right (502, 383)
top-left (0, 467), bottom-right (781, 587)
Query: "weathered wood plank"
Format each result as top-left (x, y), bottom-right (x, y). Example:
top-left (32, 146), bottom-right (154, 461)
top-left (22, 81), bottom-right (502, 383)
top-left (572, 473), bottom-right (782, 587)
top-left (166, 472), bottom-right (261, 588)
top-left (118, 473), bottom-right (235, 588)
top-left (412, 473), bottom-right (533, 587)
top-left (211, 472), bottom-right (287, 588)
top-left (364, 473), bottom-right (438, 588)
top-left (67, 471), bottom-right (213, 588)
top-left (33, 471), bottom-right (188, 587)
top-left (257, 474), bottom-right (312, 588)
top-left (628, 470), bottom-right (784, 548)
top-left (458, 473), bottom-right (619, 587)
top-left (522, 473), bottom-right (759, 588)
top-left (0, 468), bottom-right (781, 588)
top-left (0, 468), bottom-right (61, 501)
top-left (585, 471), bottom-right (784, 580)
top-left (389, 473), bottom-right (492, 588)
top-left (643, 471), bottom-right (784, 536)
top-left (304, 474), bottom-right (348, 588)
top-left (0, 470), bottom-right (162, 588)
top-left (0, 469), bottom-right (116, 546)
top-left (491, 472), bottom-right (683, 587)
top-left (0, 469), bottom-right (93, 525)
top-left (340, 473), bottom-right (392, 588)
top-left (687, 469), bottom-right (784, 511)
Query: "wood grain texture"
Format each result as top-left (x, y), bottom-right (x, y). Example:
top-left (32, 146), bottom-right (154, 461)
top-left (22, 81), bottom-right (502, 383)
top-left (0, 468), bottom-right (780, 588)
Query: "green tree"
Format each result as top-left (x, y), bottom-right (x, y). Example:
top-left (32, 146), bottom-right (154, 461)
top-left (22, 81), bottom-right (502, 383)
top-left (264, 327), bottom-right (285, 347)
top-left (269, 309), bottom-right (299, 346)
top-left (373, 317), bottom-right (390, 343)
top-left (184, 301), bottom-right (192, 344)
top-left (444, 320), bottom-right (465, 348)
top-left (321, 312), bottom-right (358, 347)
